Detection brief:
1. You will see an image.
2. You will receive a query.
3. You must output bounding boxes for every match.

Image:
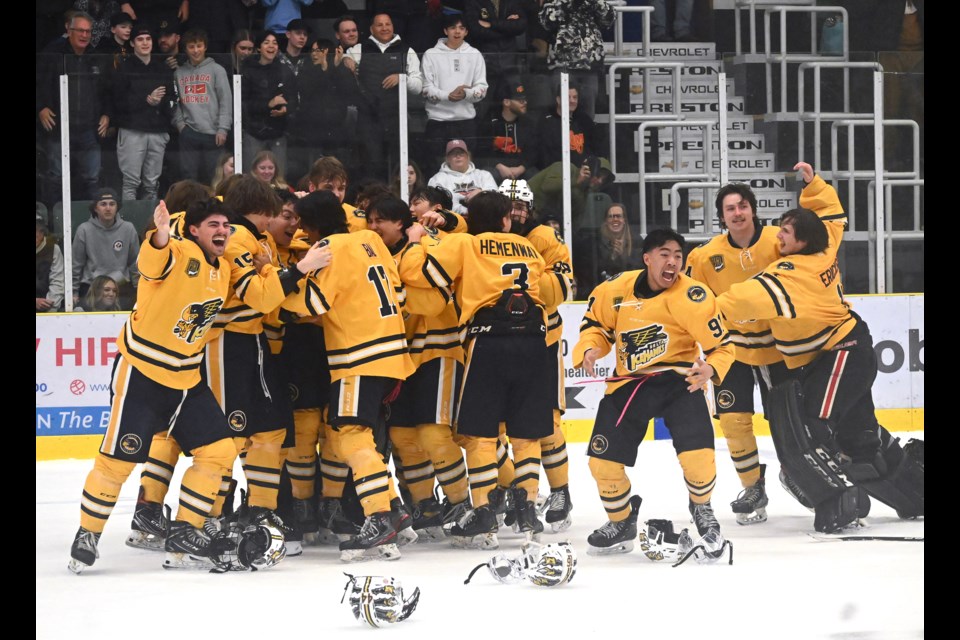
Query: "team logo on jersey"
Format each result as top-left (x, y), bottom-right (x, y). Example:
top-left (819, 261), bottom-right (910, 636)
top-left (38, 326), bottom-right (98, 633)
top-left (114, 240), bottom-right (124, 252)
top-left (553, 228), bottom-right (564, 243)
top-left (687, 286), bottom-right (707, 303)
top-left (185, 257), bottom-right (201, 277)
top-left (717, 390), bottom-right (736, 409)
top-left (361, 243), bottom-right (376, 258)
top-left (173, 298), bottom-right (223, 344)
top-left (590, 434), bottom-right (609, 455)
top-left (618, 324), bottom-right (669, 371)
top-left (119, 434), bottom-right (142, 455)
top-left (710, 255), bottom-right (725, 272)
top-left (776, 261), bottom-right (795, 271)
top-left (228, 410), bottom-right (247, 432)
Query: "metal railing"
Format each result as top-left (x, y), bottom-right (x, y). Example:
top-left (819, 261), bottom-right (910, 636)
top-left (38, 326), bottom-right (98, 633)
top-left (866, 179), bottom-right (924, 292)
top-left (735, 0), bottom-right (815, 55)
top-left (670, 181), bottom-right (722, 244)
top-left (606, 3), bottom-right (655, 62)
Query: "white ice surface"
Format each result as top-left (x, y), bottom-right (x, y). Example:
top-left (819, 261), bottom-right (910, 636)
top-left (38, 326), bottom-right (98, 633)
top-left (37, 435), bottom-right (923, 639)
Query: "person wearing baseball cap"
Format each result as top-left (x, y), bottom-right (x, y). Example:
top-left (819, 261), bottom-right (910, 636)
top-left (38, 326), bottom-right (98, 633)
top-left (74, 186), bottom-right (140, 308)
top-left (477, 80), bottom-right (540, 183)
top-left (95, 11), bottom-right (134, 55)
top-left (427, 140), bottom-right (498, 215)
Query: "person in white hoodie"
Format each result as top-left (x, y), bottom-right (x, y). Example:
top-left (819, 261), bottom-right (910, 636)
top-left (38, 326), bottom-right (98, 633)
top-left (428, 139), bottom-right (498, 214)
top-left (420, 15), bottom-right (488, 169)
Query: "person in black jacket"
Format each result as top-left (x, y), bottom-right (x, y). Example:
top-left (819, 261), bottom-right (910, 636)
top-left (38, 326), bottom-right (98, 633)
top-left (464, 0), bottom-right (526, 118)
top-left (537, 82), bottom-right (598, 168)
top-left (114, 23), bottom-right (178, 201)
top-left (477, 81), bottom-right (540, 182)
top-left (37, 10), bottom-right (113, 204)
top-left (241, 30), bottom-right (297, 179)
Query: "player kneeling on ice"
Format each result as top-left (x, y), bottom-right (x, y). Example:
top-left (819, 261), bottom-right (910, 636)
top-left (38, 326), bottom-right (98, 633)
top-left (573, 228), bottom-right (736, 557)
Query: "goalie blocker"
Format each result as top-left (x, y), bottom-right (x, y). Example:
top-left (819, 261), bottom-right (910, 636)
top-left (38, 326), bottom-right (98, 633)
top-left (768, 381), bottom-right (923, 532)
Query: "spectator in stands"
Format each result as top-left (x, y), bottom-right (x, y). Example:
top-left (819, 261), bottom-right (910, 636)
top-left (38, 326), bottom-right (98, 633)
top-left (231, 28), bottom-right (256, 73)
top-left (538, 82), bottom-right (599, 168)
top-left (156, 15), bottom-right (184, 69)
top-left (279, 17), bottom-right (312, 76)
top-left (279, 18), bottom-right (313, 180)
top-left (72, 187), bottom-right (141, 309)
top-left (211, 153), bottom-right (235, 192)
top-left (250, 149), bottom-right (292, 191)
top-left (428, 139), bottom-right (497, 214)
top-left (463, 0), bottom-right (526, 115)
top-left (334, 14), bottom-right (361, 50)
top-left (420, 14), bottom-right (488, 169)
top-left (391, 161), bottom-right (427, 199)
top-left (649, 0), bottom-right (695, 42)
top-left (36, 212), bottom-right (65, 313)
top-left (119, 1), bottom-right (190, 29)
top-left (572, 201), bottom-right (641, 296)
top-left (344, 12), bottom-right (424, 181)
top-left (114, 22), bottom-right (178, 202)
top-left (189, 0), bottom-right (255, 52)
top-left (529, 154), bottom-right (616, 230)
top-left (94, 11), bottom-right (133, 57)
top-left (478, 81), bottom-right (539, 182)
top-left (77, 274), bottom-right (123, 311)
top-left (173, 28), bottom-right (233, 184)
top-left (371, 0), bottom-right (439, 53)
top-left (72, 1), bottom-right (122, 49)
top-left (539, 0), bottom-right (614, 119)
top-left (263, 0), bottom-right (314, 33)
top-left (38, 10), bottom-right (113, 204)
top-left (241, 30), bottom-right (296, 180)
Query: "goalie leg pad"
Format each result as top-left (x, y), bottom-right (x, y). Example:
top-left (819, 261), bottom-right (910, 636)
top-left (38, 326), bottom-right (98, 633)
top-left (848, 431), bottom-right (923, 519)
top-left (768, 380), bottom-right (853, 508)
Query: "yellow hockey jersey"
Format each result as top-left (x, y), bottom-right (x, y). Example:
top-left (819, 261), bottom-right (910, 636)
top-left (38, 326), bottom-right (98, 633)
top-left (214, 220), bottom-right (285, 335)
top-left (524, 224), bottom-right (574, 346)
top-left (263, 235), bottom-right (314, 353)
top-left (686, 225), bottom-right (783, 366)
top-left (573, 271), bottom-right (735, 395)
top-left (401, 232), bottom-right (554, 341)
top-left (345, 202), bottom-right (367, 232)
top-left (717, 176), bottom-right (854, 368)
top-left (281, 230), bottom-right (415, 382)
top-left (118, 233), bottom-right (230, 390)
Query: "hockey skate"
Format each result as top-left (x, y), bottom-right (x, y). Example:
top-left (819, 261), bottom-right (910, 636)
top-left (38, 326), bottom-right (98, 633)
top-left (449, 504), bottom-right (500, 550)
top-left (292, 497), bottom-right (320, 545)
top-left (687, 500), bottom-right (731, 561)
top-left (490, 486), bottom-right (509, 528)
top-left (339, 511), bottom-right (401, 562)
top-left (440, 497), bottom-right (471, 534)
top-left (411, 497), bottom-right (446, 542)
top-left (391, 498), bottom-right (419, 546)
top-left (230, 505), bottom-right (297, 556)
top-left (68, 527), bottom-right (101, 574)
top-left (125, 488), bottom-right (169, 551)
top-left (779, 467), bottom-right (815, 512)
top-left (539, 485), bottom-right (573, 533)
top-left (318, 497), bottom-right (362, 545)
top-left (163, 520), bottom-right (219, 570)
top-left (509, 487), bottom-right (543, 550)
top-left (731, 464), bottom-right (769, 525)
top-left (587, 495), bottom-right (642, 556)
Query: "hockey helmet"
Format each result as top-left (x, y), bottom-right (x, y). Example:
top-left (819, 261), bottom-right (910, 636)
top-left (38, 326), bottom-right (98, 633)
top-left (638, 519), bottom-right (687, 562)
top-left (522, 541), bottom-right (577, 587)
top-left (498, 179), bottom-right (534, 206)
top-left (464, 552), bottom-right (525, 585)
top-left (210, 521), bottom-right (287, 572)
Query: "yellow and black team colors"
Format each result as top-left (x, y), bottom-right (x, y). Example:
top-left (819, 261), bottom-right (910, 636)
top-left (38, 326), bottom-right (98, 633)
top-left (573, 228), bottom-right (735, 556)
top-left (685, 184), bottom-right (790, 522)
top-left (282, 190), bottom-right (418, 561)
top-left (365, 197), bottom-right (471, 541)
top-left (496, 178), bottom-right (576, 531)
top-left (717, 163), bottom-right (923, 532)
top-left (402, 191), bottom-right (559, 549)
top-left (70, 199), bottom-right (241, 573)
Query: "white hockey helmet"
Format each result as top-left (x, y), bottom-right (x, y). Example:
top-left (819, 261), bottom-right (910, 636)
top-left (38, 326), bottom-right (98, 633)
top-left (522, 541), bottom-right (577, 587)
top-left (498, 178), bottom-right (534, 206)
top-left (342, 574), bottom-right (420, 627)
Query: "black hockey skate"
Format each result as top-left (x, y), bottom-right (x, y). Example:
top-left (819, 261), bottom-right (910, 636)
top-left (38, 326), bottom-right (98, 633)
top-left (412, 497), bottom-right (445, 542)
top-left (293, 497), bottom-right (319, 545)
top-left (163, 520), bottom-right (219, 570)
top-left (126, 487), bottom-right (169, 551)
top-left (689, 500), bottom-right (721, 537)
top-left (391, 498), bottom-right (419, 546)
top-left (440, 497), bottom-right (471, 533)
top-left (509, 486), bottom-right (543, 548)
top-left (587, 495), bottom-right (642, 556)
top-left (318, 497), bottom-right (362, 545)
top-left (449, 503), bottom-right (500, 550)
top-left (339, 511), bottom-right (401, 562)
top-left (68, 527), bottom-right (101, 574)
top-left (540, 485), bottom-right (573, 532)
top-left (731, 464), bottom-right (769, 525)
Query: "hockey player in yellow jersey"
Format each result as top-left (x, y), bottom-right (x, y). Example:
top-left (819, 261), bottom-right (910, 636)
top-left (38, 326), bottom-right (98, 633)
top-left (497, 178), bottom-right (576, 532)
top-left (365, 196), bottom-right (471, 540)
top-left (574, 228), bottom-right (735, 556)
top-left (69, 198), bottom-right (243, 573)
top-left (307, 156), bottom-right (368, 232)
top-left (717, 162), bottom-right (923, 533)
top-left (685, 182), bottom-right (790, 524)
top-left (404, 190), bottom-right (559, 550)
top-left (281, 189), bottom-right (419, 562)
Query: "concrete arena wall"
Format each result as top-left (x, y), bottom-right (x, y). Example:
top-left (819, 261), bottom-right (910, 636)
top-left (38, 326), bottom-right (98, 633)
top-left (36, 295), bottom-right (923, 461)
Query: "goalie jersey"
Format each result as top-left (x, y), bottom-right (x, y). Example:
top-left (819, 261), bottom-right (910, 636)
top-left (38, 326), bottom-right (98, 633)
top-left (573, 271), bottom-right (735, 395)
top-left (117, 232), bottom-right (230, 389)
top-left (281, 230), bottom-right (415, 382)
top-left (718, 176), bottom-right (854, 368)
top-left (685, 226), bottom-right (783, 366)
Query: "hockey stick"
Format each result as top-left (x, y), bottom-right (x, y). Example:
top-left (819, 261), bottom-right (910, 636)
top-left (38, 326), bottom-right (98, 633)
top-left (807, 533), bottom-right (923, 542)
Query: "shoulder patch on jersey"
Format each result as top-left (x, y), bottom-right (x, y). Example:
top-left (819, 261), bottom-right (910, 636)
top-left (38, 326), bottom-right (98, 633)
top-left (553, 228), bottom-right (563, 243)
top-left (185, 257), bottom-right (201, 277)
top-left (687, 285), bottom-right (707, 302)
top-left (317, 238), bottom-right (330, 248)
top-left (776, 261), bottom-right (795, 271)
top-left (353, 209), bottom-right (366, 219)
top-left (710, 254), bottom-right (725, 272)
